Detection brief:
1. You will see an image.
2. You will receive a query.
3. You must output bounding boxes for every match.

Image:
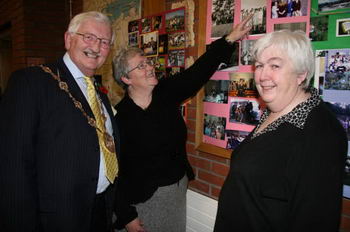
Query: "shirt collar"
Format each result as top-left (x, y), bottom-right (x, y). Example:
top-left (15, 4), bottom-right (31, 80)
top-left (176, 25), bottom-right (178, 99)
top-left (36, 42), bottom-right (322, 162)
top-left (63, 52), bottom-right (85, 80)
top-left (260, 88), bottom-right (321, 130)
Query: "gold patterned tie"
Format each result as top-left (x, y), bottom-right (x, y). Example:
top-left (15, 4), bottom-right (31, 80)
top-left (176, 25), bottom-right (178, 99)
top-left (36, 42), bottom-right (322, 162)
top-left (84, 76), bottom-right (118, 183)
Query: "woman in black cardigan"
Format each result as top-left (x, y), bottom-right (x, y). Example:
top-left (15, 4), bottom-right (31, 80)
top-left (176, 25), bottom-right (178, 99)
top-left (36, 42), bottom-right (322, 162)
top-left (112, 15), bottom-right (253, 232)
top-left (214, 30), bottom-right (348, 232)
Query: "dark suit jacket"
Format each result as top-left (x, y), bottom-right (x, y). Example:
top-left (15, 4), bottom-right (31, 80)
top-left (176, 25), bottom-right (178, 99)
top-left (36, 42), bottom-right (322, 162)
top-left (0, 58), bottom-right (120, 232)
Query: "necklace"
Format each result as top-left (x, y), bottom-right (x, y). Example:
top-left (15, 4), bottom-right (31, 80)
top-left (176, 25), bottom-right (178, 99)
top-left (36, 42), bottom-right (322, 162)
top-left (40, 65), bottom-right (116, 153)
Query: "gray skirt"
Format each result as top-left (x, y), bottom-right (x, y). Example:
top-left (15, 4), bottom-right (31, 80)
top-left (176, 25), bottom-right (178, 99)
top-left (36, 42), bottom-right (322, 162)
top-left (117, 174), bottom-right (188, 232)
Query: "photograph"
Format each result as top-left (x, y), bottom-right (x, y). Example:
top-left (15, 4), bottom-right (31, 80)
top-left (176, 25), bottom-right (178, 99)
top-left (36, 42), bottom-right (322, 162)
top-left (156, 71), bottom-right (166, 80)
top-left (271, 0), bottom-right (308, 18)
top-left (168, 32), bottom-right (186, 50)
top-left (229, 98), bottom-right (261, 125)
top-left (318, 0), bottom-right (350, 12)
top-left (165, 8), bottom-right (185, 32)
top-left (152, 15), bottom-right (163, 31)
top-left (225, 129), bottom-right (250, 150)
top-left (204, 113), bottom-right (227, 140)
top-left (274, 22), bottom-right (307, 32)
top-left (154, 56), bottom-right (166, 72)
top-left (229, 72), bottom-right (258, 98)
top-left (140, 31), bottom-right (158, 57)
top-left (328, 101), bottom-right (350, 141)
top-left (210, 0), bottom-right (235, 38)
top-left (128, 20), bottom-right (139, 33)
top-left (166, 67), bottom-right (185, 77)
top-left (128, 31), bottom-right (139, 47)
top-left (241, 0), bottom-right (266, 35)
top-left (240, 40), bottom-right (256, 66)
top-left (336, 18), bottom-right (350, 37)
top-left (324, 49), bottom-right (350, 91)
top-left (204, 80), bottom-right (230, 104)
top-left (158, 34), bottom-right (168, 55)
top-left (310, 16), bottom-right (328, 41)
top-left (167, 49), bottom-right (185, 67)
top-left (141, 18), bottom-right (151, 33)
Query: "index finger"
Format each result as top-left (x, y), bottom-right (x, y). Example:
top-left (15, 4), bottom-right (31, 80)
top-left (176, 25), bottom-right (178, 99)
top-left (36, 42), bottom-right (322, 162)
top-left (241, 13), bottom-right (254, 25)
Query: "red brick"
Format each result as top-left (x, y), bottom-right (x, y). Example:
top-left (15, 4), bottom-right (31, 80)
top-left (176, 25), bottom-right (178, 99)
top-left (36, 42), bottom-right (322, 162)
top-left (187, 131), bottom-right (195, 143)
top-left (343, 198), bottom-right (350, 216)
top-left (189, 179), bottom-right (209, 194)
top-left (212, 162), bottom-right (230, 177)
top-left (211, 186), bottom-right (221, 199)
top-left (186, 118), bottom-right (196, 131)
top-left (190, 156), bottom-right (210, 170)
top-left (186, 143), bottom-right (197, 155)
top-left (187, 107), bottom-right (196, 119)
top-left (198, 170), bottom-right (225, 187)
top-left (340, 215), bottom-right (350, 232)
top-left (198, 151), bottom-right (229, 164)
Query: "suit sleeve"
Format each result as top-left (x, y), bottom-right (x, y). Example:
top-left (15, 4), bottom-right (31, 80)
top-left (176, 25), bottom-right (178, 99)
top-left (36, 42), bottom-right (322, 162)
top-left (0, 68), bottom-right (40, 231)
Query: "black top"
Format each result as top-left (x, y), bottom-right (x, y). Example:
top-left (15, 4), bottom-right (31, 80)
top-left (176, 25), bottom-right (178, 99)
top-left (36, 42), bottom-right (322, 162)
top-left (114, 37), bottom-right (236, 228)
top-left (214, 89), bottom-right (348, 232)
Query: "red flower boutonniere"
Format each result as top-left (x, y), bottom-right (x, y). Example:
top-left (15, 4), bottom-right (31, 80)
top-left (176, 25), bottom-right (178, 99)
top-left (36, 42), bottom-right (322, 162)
top-left (98, 85), bottom-right (109, 94)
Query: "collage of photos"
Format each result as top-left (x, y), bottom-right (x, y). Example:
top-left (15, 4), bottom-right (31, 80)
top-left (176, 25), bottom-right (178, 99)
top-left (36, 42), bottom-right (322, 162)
top-left (203, 0), bottom-right (311, 150)
top-left (127, 7), bottom-right (186, 80)
top-left (315, 48), bottom-right (350, 198)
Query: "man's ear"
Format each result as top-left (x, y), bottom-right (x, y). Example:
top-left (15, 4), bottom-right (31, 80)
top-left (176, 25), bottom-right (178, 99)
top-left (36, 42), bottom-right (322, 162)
top-left (121, 76), bottom-right (131, 85)
top-left (64, 31), bottom-right (72, 50)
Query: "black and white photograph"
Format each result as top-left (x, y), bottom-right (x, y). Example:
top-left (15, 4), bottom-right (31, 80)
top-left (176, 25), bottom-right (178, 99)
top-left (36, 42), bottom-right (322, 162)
top-left (274, 22), bottom-right (307, 32)
top-left (328, 101), bottom-right (350, 140)
top-left (158, 34), bottom-right (168, 55)
top-left (168, 32), bottom-right (186, 50)
top-left (210, 0), bottom-right (234, 38)
top-left (229, 98), bottom-right (260, 125)
top-left (225, 129), bottom-right (249, 150)
top-left (128, 31), bottom-right (139, 47)
top-left (152, 15), bottom-right (163, 31)
top-left (168, 49), bottom-right (185, 67)
top-left (271, 0), bottom-right (308, 18)
top-left (204, 114), bottom-right (226, 140)
top-left (229, 72), bottom-right (258, 98)
top-left (324, 49), bottom-right (350, 90)
top-left (128, 20), bottom-right (139, 33)
top-left (240, 40), bottom-right (256, 65)
top-left (310, 16), bottom-right (328, 41)
top-left (318, 0), bottom-right (350, 12)
top-left (336, 18), bottom-right (350, 37)
top-left (166, 67), bottom-right (185, 77)
top-left (141, 18), bottom-right (151, 33)
top-left (241, 0), bottom-right (266, 35)
top-left (140, 31), bottom-right (158, 57)
top-left (204, 80), bottom-right (229, 104)
top-left (165, 8), bottom-right (185, 32)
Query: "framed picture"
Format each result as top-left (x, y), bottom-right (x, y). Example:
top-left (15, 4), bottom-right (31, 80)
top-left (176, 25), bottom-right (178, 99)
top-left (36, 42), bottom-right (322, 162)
top-left (165, 8), bottom-right (185, 32)
top-left (140, 31), bottom-right (158, 57)
top-left (336, 18), bottom-right (350, 37)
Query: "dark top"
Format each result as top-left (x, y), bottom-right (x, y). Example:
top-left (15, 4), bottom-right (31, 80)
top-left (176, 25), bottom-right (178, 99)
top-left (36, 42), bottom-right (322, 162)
top-left (114, 37), bottom-right (236, 228)
top-left (214, 89), bottom-right (348, 232)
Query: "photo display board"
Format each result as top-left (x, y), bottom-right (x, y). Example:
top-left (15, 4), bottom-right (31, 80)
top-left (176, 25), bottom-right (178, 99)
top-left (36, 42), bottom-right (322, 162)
top-left (127, 7), bottom-right (186, 80)
top-left (127, 7), bottom-right (188, 119)
top-left (202, 0), bottom-right (310, 150)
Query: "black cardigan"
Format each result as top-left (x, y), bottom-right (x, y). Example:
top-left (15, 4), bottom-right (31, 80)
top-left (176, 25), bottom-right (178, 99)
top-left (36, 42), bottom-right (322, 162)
top-left (214, 99), bottom-right (348, 232)
top-left (114, 37), bottom-right (236, 229)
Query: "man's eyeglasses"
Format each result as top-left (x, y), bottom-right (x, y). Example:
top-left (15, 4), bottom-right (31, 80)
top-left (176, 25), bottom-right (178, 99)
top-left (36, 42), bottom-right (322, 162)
top-left (128, 59), bottom-right (154, 73)
top-left (75, 32), bottom-right (111, 49)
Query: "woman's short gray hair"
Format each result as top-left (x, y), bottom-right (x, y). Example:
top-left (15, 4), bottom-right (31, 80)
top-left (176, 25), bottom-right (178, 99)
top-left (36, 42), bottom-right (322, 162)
top-left (112, 47), bottom-right (144, 89)
top-left (252, 30), bottom-right (314, 90)
top-left (67, 11), bottom-right (115, 43)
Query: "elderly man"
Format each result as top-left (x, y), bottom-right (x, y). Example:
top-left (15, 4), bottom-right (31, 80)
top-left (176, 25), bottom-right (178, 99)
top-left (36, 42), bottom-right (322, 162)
top-left (0, 11), bottom-right (119, 232)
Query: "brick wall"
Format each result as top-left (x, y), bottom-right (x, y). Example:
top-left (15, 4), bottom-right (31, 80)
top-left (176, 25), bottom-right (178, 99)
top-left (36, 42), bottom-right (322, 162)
top-left (0, 0), bottom-right (82, 72)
